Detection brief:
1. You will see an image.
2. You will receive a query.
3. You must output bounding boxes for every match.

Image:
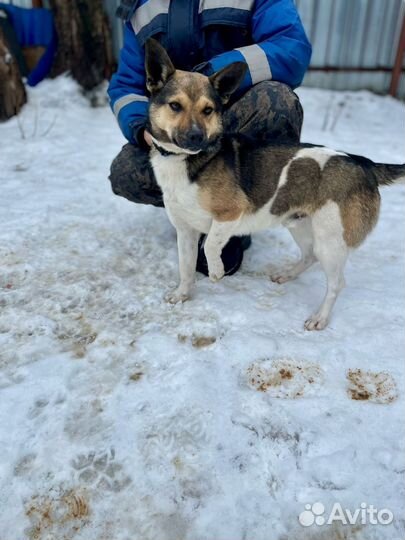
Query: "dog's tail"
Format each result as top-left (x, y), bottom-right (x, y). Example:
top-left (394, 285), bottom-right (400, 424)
top-left (373, 163), bottom-right (405, 186)
top-left (347, 153), bottom-right (405, 186)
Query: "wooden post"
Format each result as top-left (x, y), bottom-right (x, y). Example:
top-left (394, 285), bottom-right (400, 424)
top-left (389, 12), bottom-right (405, 97)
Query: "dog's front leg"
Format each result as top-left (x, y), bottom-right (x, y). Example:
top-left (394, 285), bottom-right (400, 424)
top-left (204, 220), bottom-right (239, 282)
top-left (165, 217), bottom-right (200, 304)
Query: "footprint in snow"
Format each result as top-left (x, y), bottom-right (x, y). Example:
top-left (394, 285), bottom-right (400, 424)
top-left (14, 453), bottom-right (37, 477)
top-left (27, 398), bottom-right (50, 420)
top-left (140, 406), bottom-right (211, 468)
top-left (24, 486), bottom-right (89, 540)
top-left (246, 358), bottom-right (324, 398)
top-left (346, 368), bottom-right (398, 404)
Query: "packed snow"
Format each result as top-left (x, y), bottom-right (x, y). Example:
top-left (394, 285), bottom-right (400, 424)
top-left (0, 76), bottom-right (404, 540)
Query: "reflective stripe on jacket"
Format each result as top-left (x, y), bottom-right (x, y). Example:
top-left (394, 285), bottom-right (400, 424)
top-left (108, 0), bottom-right (312, 144)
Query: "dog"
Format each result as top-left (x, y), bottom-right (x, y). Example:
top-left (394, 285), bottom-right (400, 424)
top-left (145, 38), bottom-right (405, 330)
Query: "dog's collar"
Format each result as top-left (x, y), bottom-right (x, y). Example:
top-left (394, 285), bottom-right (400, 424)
top-left (152, 141), bottom-right (176, 157)
top-left (150, 134), bottom-right (201, 157)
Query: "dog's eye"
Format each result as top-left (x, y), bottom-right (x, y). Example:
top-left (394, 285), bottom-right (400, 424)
top-left (169, 102), bottom-right (182, 112)
top-left (202, 106), bottom-right (214, 116)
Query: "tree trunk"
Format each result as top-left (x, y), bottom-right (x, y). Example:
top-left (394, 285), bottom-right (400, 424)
top-left (0, 26), bottom-right (27, 121)
top-left (49, 0), bottom-right (115, 91)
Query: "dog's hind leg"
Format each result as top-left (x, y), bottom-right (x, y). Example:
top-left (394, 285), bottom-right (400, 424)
top-left (204, 219), bottom-right (240, 282)
top-left (305, 202), bottom-right (348, 331)
top-left (165, 216), bottom-right (200, 304)
top-left (271, 217), bottom-right (316, 284)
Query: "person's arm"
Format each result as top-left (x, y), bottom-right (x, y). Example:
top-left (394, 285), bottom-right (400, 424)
top-left (198, 0), bottom-right (312, 91)
top-left (107, 22), bottom-right (149, 145)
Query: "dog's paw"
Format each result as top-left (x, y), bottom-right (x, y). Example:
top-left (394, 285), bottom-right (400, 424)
top-left (207, 258), bottom-right (225, 283)
top-left (209, 271), bottom-right (224, 283)
top-left (270, 271), bottom-right (294, 284)
top-left (304, 314), bottom-right (329, 331)
top-left (164, 288), bottom-right (191, 304)
top-left (209, 269), bottom-right (224, 283)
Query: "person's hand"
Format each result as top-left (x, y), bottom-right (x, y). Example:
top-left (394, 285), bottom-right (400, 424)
top-left (144, 129), bottom-right (153, 146)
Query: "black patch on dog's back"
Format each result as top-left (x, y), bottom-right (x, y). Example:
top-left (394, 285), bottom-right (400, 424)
top-left (236, 138), bottom-right (300, 209)
top-left (342, 153), bottom-right (380, 190)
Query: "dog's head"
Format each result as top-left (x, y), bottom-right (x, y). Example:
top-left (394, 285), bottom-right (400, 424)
top-left (145, 38), bottom-right (247, 154)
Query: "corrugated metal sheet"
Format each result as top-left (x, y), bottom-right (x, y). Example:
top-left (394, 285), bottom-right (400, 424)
top-left (0, 0), bottom-right (33, 6)
top-left (296, 0), bottom-right (405, 97)
top-left (3, 0), bottom-right (405, 96)
top-left (103, 0), bottom-right (122, 61)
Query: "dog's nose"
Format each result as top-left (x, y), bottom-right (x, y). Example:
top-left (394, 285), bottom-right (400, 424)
top-left (187, 126), bottom-right (204, 146)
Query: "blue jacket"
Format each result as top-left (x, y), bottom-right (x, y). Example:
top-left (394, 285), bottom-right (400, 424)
top-left (0, 3), bottom-right (57, 86)
top-left (108, 0), bottom-right (312, 145)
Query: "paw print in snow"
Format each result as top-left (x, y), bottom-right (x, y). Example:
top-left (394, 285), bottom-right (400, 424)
top-left (71, 448), bottom-right (131, 492)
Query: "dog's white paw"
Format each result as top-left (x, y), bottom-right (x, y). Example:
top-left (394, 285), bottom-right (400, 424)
top-left (208, 258), bottom-right (225, 283)
top-left (270, 271), bottom-right (295, 284)
top-left (304, 314), bottom-right (329, 331)
top-left (164, 288), bottom-right (191, 304)
top-left (209, 271), bottom-right (224, 283)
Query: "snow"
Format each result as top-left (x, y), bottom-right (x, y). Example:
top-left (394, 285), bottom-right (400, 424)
top-left (0, 76), bottom-right (404, 540)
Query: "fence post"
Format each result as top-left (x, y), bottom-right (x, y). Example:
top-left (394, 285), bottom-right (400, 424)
top-left (389, 12), bottom-right (405, 97)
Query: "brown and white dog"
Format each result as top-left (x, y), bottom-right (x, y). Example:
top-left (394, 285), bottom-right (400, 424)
top-left (145, 39), bottom-right (405, 330)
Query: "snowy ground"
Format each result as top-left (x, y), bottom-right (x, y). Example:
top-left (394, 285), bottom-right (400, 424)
top-left (0, 77), bottom-right (404, 540)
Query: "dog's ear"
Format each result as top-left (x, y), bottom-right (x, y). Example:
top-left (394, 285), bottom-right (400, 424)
top-left (209, 62), bottom-right (248, 104)
top-left (144, 38), bottom-right (175, 94)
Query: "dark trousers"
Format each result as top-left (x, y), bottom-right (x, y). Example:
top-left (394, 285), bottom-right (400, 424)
top-left (109, 81), bottom-right (304, 207)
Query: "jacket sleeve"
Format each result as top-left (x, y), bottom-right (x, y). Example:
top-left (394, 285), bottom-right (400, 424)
top-left (206, 0), bottom-right (312, 91)
top-left (107, 22), bottom-right (148, 145)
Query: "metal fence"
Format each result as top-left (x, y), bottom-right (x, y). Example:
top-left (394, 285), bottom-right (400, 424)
top-left (297, 0), bottom-right (405, 97)
top-left (1, 0), bottom-right (32, 6)
top-left (103, 0), bottom-right (123, 64)
top-left (3, 0), bottom-right (405, 97)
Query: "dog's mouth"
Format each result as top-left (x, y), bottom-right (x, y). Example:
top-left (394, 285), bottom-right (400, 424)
top-left (173, 135), bottom-right (220, 154)
top-left (150, 134), bottom-right (217, 156)
top-left (152, 137), bottom-right (202, 155)
top-left (172, 136), bottom-right (204, 154)
top-left (172, 137), bottom-right (204, 154)
top-left (148, 123), bottom-right (220, 156)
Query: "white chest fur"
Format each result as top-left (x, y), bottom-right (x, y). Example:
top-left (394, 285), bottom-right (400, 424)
top-left (150, 151), bottom-right (212, 233)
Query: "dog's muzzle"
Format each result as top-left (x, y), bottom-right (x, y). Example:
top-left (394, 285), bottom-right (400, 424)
top-left (175, 126), bottom-right (206, 152)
